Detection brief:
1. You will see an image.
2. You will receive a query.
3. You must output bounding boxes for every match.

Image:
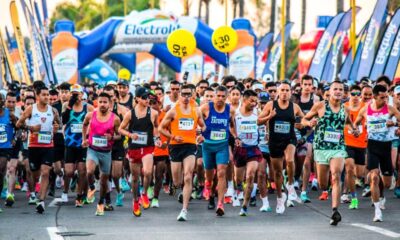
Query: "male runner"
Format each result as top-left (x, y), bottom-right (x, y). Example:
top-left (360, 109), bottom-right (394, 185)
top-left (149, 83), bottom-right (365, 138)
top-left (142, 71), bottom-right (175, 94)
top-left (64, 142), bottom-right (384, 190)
top-left (117, 80), bottom-right (133, 109)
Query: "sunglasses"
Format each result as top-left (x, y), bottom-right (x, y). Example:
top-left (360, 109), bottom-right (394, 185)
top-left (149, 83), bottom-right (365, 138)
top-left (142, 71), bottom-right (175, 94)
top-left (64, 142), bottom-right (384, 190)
top-left (171, 88), bottom-right (180, 91)
top-left (226, 85), bottom-right (235, 89)
top-left (350, 92), bottom-right (361, 97)
top-left (181, 92), bottom-right (192, 98)
top-left (141, 95), bottom-right (149, 100)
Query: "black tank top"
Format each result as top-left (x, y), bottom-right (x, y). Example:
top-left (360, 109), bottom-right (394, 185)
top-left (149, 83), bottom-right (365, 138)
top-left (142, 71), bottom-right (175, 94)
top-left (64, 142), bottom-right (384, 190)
top-left (297, 95), bottom-right (314, 136)
top-left (120, 93), bottom-right (133, 110)
top-left (128, 107), bottom-right (154, 149)
top-left (112, 103), bottom-right (124, 150)
top-left (269, 101), bottom-right (296, 142)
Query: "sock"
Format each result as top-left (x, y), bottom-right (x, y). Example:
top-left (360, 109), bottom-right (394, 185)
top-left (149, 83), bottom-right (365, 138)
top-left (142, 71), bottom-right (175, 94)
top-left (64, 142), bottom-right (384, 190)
top-left (98, 197), bottom-right (104, 205)
top-left (251, 183), bottom-right (257, 198)
top-left (105, 192), bottom-right (111, 204)
top-left (332, 207), bottom-right (338, 212)
top-left (373, 201), bottom-right (380, 209)
top-left (261, 196), bottom-right (269, 206)
top-left (351, 192), bottom-right (357, 198)
top-left (89, 184), bottom-right (95, 191)
top-left (301, 191), bottom-right (307, 195)
top-left (228, 181), bottom-right (234, 189)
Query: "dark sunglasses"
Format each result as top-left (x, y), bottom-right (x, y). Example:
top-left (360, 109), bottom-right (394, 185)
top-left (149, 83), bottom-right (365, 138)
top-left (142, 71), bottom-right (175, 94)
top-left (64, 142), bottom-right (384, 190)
top-left (141, 95), bottom-right (149, 100)
top-left (181, 92), bottom-right (192, 98)
top-left (350, 92), bottom-right (361, 97)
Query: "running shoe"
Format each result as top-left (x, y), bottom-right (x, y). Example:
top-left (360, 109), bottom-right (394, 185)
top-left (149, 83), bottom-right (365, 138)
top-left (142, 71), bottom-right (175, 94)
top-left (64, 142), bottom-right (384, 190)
top-left (389, 176), bottom-right (396, 190)
top-left (178, 192), bottom-right (183, 203)
top-left (259, 203), bottom-right (272, 212)
top-left (104, 203), bottom-right (114, 211)
top-left (373, 207), bottom-right (383, 222)
top-left (163, 184), bottom-right (169, 194)
top-left (151, 198), bottom-right (159, 208)
top-left (300, 191), bottom-right (311, 203)
top-left (250, 196), bottom-right (257, 207)
top-left (286, 199), bottom-right (294, 207)
top-left (355, 178), bottom-right (364, 188)
top-left (5, 193), bottom-right (15, 207)
top-left (147, 186), bottom-right (154, 199)
top-left (36, 201), bottom-right (45, 214)
top-left (1, 188), bottom-right (7, 199)
top-left (95, 204), bottom-right (104, 216)
top-left (216, 203), bottom-right (224, 216)
top-left (141, 194), bottom-right (150, 209)
top-left (276, 193), bottom-right (287, 214)
top-left (35, 183), bottom-right (40, 193)
top-left (286, 183), bottom-right (299, 201)
top-left (120, 178), bottom-right (131, 192)
top-left (362, 186), bottom-right (371, 197)
top-left (116, 192), bottom-right (124, 207)
top-left (379, 197), bottom-right (386, 210)
top-left (319, 191), bottom-right (329, 201)
top-left (340, 193), bottom-right (350, 204)
top-left (177, 209), bottom-right (188, 221)
top-left (239, 206), bottom-right (248, 216)
top-left (132, 200), bottom-right (141, 217)
top-left (226, 186), bottom-right (234, 197)
top-left (15, 182), bottom-right (21, 190)
top-left (87, 188), bottom-right (96, 204)
top-left (55, 176), bottom-right (63, 189)
top-left (208, 196), bottom-right (216, 210)
top-left (349, 198), bottom-right (358, 210)
top-left (203, 188), bottom-right (210, 201)
top-left (29, 194), bottom-right (38, 205)
top-left (224, 196), bottom-right (232, 204)
top-left (21, 182), bottom-right (28, 192)
top-left (311, 179), bottom-right (318, 191)
top-left (394, 187), bottom-right (400, 198)
top-left (70, 176), bottom-right (77, 192)
top-left (232, 194), bottom-right (241, 207)
top-left (330, 210), bottom-right (341, 226)
top-left (48, 186), bottom-right (55, 197)
top-left (75, 199), bottom-right (83, 208)
top-left (61, 192), bottom-right (68, 203)
top-left (293, 181), bottom-right (300, 190)
top-left (238, 191), bottom-right (244, 200)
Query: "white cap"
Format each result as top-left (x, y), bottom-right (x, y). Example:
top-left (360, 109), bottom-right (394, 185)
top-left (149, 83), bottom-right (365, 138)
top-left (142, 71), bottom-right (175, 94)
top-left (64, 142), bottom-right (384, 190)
top-left (394, 85), bottom-right (400, 95)
top-left (252, 83), bottom-right (264, 91)
top-left (106, 80), bottom-right (117, 86)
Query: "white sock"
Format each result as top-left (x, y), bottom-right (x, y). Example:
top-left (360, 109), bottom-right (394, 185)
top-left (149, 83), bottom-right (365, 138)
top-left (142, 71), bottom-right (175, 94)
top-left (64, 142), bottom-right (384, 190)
top-left (261, 196), bottom-right (269, 206)
top-left (373, 201), bottom-right (380, 210)
top-left (228, 181), bottom-right (234, 189)
top-left (251, 184), bottom-right (258, 198)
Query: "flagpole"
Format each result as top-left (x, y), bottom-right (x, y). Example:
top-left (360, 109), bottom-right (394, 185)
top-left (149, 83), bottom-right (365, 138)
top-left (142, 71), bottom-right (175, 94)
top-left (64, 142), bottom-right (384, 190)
top-left (351, 0), bottom-right (356, 60)
top-left (280, 0), bottom-right (286, 80)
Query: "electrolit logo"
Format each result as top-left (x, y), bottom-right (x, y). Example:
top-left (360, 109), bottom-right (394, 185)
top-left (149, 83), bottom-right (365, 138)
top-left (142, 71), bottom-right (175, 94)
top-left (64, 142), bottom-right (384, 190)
top-left (375, 22), bottom-right (397, 64)
top-left (391, 31), bottom-right (400, 57)
top-left (136, 59), bottom-right (154, 82)
top-left (361, 18), bottom-right (380, 59)
top-left (313, 32), bottom-right (331, 64)
top-left (53, 48), bottom-right (78, 83)
top-left (229, 46), bottom-right (254, 79)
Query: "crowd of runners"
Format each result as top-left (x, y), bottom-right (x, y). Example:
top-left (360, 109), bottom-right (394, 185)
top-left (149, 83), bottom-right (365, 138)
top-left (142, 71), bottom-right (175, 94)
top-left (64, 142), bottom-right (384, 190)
top-left (0, 74), bottom-right (400, 225)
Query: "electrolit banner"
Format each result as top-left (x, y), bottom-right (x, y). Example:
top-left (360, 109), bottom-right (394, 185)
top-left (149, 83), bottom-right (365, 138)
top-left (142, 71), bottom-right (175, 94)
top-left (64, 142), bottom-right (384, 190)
top-left (203, 55), bottom-right (216, 83)
top-left (135, 52), bottom-right (155, 83)
top-left (80, 59), bottom-right (117, 84)
top-left (181, 49), bottom-right (203, 84)
top-left (52, 31), bottom-right (79, 84)
top-left (308, 12), bottom-right (344, 80)
top-left (229, 29), bottom-right (256, 79)
top-left (384, 25), bottom-right (400, 79)
top-left (356, 0), bottom-right (388, 81)
top-left (256, 32), bottom-right (274, 79)
top-left (9, 47), bottom-right (24, 81)
top-left (298, 30), bottom-right (323, 78)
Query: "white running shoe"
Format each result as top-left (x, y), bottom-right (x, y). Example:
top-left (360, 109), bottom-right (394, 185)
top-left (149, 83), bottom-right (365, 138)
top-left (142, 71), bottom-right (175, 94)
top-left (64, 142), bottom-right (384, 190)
top-left (21, 182), bottom-right (28, 192)
top-left (259, 204), bottom-right (272, 212)
top-left (373, 208), bottom-right (383, 222)
top-left (286, 199), bottom-right (294, 207)
top-left (238, 191), bottom-right (244, 200)
top-left (389, 176), bottom-right (396, 191)
top-left (276, 193), bottom-right (287, 214)
top-left (286, 183), bottom-right (298, 201)
top-left (293, 181), bottom-right (300, 190)
top-left (177, 209), bottom-right (188, 221)
top-left (232, 195), bottom-right (241, 207)
top-left (61, 193), bottom-right (68, 203)
top-left (311, 179), bottom-right (318, 191)
top-left (379, 197), bottom-right (386, 210)
top-left (340, 193), bottom-right (351, 204)
top-left (225, 187), bottom-right (234, 197)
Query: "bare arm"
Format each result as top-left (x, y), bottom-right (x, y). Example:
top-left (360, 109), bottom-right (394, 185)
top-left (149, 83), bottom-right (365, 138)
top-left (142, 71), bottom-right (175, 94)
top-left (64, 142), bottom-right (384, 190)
top-left (151, 109), bottom-right (160, 138)
top-left (159, 108), bottom-right (175, 140)
top-left (354, 105), bottom-right (367, 127)
top-left (113, 117), bottom-right (121, 140)
top-left (301, 101), bottom-right (323, 128)
top-left (196, 107), bottom-right (205, 131)
top-left (118, 111), bottom-right (132, 138)
top-left (16, 106), bottom-right (32, 129)
top-left (81, 112), bottom-right (93, 144)
top-left (258, 101), bottom-right (275, 125)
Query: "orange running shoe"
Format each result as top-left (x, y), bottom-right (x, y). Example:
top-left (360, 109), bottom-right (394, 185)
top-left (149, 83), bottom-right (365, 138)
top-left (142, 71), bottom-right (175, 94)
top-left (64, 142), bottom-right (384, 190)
top-left (224, 196), bottom-right (232, 204)
top-left (87, 188), bottom-right (96, 203)
top-left (141, 194), bottom-right (150, 209)
top-left (132, 200), bottom-right (141, 217)
top-left (319, 191), bottom-right (329, 201)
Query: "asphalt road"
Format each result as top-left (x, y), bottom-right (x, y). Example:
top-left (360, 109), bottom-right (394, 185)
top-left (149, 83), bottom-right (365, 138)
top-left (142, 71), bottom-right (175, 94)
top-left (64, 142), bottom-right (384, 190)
top-left (1, 188), bottom-right (400, 240)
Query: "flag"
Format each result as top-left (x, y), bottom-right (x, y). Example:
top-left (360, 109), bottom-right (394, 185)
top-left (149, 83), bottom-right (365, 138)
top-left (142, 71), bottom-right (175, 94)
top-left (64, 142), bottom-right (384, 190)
top-left (256, 32), bottom-right (274, 79)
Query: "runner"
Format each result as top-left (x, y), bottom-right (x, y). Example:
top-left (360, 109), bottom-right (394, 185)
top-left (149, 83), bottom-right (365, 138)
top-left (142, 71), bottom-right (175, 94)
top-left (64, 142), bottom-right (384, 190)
top-left (159, 84), bottom-right (205, 221)
top-left (118, 87), bottom-right (161, 217)
top-left (259, 81), bottom-right (304, 212)
top-left (117, 80), bottom-right (134, 109)
top-left (361, 85), bottom-right (373, 103)
top-left (353, 84), bottom-right (400, 222)
top-left (200, 85), bottom-right (235, 216)
top-left (82, 92), bottom-right (121, 216)
top-left (16, 86), bottom-right (61, 214)
top-left (163, 81), bottom-right (180, 111)
top-left (301, 80), bottom-right (352, 225)
top-left (62, 84), bottom-right (94, 207)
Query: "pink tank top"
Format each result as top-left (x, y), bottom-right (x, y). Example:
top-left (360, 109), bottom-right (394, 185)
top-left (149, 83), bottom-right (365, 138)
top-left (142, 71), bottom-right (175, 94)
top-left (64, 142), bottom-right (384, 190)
top-left (88, 111), bottom-right (115, 151)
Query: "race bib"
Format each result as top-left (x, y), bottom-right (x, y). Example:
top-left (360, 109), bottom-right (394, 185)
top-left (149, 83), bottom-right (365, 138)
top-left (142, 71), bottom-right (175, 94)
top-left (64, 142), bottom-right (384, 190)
top-left (274, 121), bottom-right (291, 134)
top-left (240, 123), bottom-right (257, 133)
top-left (131, 131), bottom-right (148, 145)
top-left (0, 132), bottom-right (7, 143)
top-left (324, 128), bottom-right (341, 143)
top-left (178, 118), bottom-right (194, 130)
top-left (92, 136), bottom-right (108, 147)
top-left (210, 130), bottom-right (227, 141)
top-left (71, 123), bottom-right (83, 133)
top-left (38, 131), bottom-right (52, 144)
top-left (368, 120), bottom-right (387, 133)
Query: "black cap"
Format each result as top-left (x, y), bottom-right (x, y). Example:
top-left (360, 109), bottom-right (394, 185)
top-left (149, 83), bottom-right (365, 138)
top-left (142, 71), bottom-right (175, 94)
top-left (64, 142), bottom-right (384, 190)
top-left (117, 80), bottom-right (129, 86)
top-left (135, 87), bottom-right (150, 98)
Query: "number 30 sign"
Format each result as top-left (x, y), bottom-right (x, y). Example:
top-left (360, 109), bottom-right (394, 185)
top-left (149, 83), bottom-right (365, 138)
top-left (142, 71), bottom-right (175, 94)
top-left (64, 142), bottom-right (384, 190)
top-left (212, 26), bottom-right (238, 53)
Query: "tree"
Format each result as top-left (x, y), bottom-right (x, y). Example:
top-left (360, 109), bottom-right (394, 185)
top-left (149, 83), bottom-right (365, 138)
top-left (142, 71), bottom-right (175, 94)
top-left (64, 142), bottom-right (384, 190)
top-left (238, 0), bottom-right (244, 17)
top-left (389, 0), bottom-right (400, 14)
top-left (270, 0), bottom-right (276, 32)
top-left (301, 0), bottom-right (306, 35)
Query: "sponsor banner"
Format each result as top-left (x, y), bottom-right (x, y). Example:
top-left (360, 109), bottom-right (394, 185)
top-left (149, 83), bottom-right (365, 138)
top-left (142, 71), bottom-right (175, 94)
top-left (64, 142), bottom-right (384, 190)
top-left (308, 12), bottom-right (345, 80)
top-left (298, 30), bottom-right (324, 77)
top-left (347, 23), bottom-right (369, 82)
top-left (384, 18), bottom-right (400, 79)
top-left (105, 43), bottom-right (154, 55)
top-left (0, 28), bottom-right (19, 82)
top-left (52, 31), bottom-right (79, 84)
top-left (356, 0), bottom-right (388, 81)
top-left (256, 32), bottom-right (274, 79)
top-left (136, 52), bottom-right (155, 83)
top-left (262, 23), bottom-right (293, 81)
top-left (229, 30), bottom-right (255, 79)
top-left (180, 49), bottom-right (203, 84)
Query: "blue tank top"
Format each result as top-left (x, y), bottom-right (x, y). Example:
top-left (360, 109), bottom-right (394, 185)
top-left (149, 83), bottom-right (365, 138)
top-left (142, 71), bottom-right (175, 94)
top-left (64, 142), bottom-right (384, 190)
top-left (203, 102), bottom-right (230, 144)
top-left (64, 104), bottom-right (87, 147)
top-left (0, 109), bottom-right (14, 149)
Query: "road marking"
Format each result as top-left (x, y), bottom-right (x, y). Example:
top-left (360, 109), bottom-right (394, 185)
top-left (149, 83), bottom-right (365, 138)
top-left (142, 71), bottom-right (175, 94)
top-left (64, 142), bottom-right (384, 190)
top-left (47, 227), bottom-right (64, 240)
top-left (351, 223), bottom-right (400, 238)
top-left (48, 198), bottom-right (61, 207)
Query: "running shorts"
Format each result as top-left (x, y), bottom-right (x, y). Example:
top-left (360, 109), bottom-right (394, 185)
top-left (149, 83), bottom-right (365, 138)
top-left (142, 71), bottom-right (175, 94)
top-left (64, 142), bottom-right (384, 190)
top-left (87, 147), bottom-right (111, 174)
top-left (128, 146), bottom-right (155, 164)
top-left (233, 145), bottom-right (262, 168)
top-left (28, 147), bottom-right (54, 171)
top-left (65, 147), bottom-right (87, 164)
top-left (345, 146), bottom-right (366, 166)
top-left (202, 141), bottom-right (229, 170)
top-left (367, 139), bottom-right (393, 176)
top-left (169, 144), bottom-right (197, 163)
top-left (314, 149), bottom-right (347, 165)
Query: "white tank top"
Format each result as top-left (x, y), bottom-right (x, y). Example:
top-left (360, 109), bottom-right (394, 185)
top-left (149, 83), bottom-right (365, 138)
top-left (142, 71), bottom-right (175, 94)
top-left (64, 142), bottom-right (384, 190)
top-left (27, 104), bottom-right (54, 147)
top-left (235, 108), bottom-right (258, 146)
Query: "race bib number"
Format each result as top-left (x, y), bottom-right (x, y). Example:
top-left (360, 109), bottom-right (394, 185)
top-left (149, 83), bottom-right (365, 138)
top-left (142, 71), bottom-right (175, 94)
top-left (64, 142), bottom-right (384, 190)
top-left (71, 123), bottom-right (83, 133)
top-left (131, 131), bottom-right (148, 145)
top-left (240, 123), bottom-right (257, 133)
top-left (0, 132), bottom-right (7, 143)
top-left (210, 130), bottom-right (227, 141)
top-left (274, 121), bottom-right (291, 134)
top-left (324, 128), bottom-right (341, 143)
top-left (93, 136), bottom-right (108, 147)
top-left (178, 118), bottom-right (194, 130)
top-left (38, 131), bottom-right (52, 144)
top-left (368, 120), bottom-right (387, 133)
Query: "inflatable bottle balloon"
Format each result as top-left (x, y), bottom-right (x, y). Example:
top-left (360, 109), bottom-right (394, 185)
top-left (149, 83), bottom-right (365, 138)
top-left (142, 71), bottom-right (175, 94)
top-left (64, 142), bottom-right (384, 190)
top-left (52, 20), bottom-right (79, 84)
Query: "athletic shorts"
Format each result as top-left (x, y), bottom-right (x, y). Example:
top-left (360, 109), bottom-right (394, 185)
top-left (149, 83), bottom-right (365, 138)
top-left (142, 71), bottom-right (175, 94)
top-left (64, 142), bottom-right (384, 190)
top-left (53, 133), bottom-right (64, 161)
top-left (269, 138), bottom-right (296, 158)
top-left (112, 147), bottom-right (125, 161)
top-left (128, 146), bottom-right (154, 164)
top-left (154, 155), bottom-right (169, 164)
top-left (28, 147), bottom-right (54, 172)
top-left (367, 139), bottom-right (393, 176)
top-left (87, 147), bottom-right (111, 174)
top-left (392, 138), bottom-right (400, 148)
top-left (196, 144), bottom-right (203, 159)
top-left (228, 135), bottom-right (235, 149)
top-left (22, 149), bottom-right (28, 159)
top-left (65, 147), bottom-right (87, 164)
top-left (314, 149), bottom-right (347, 165)
top-left (169, 144), bottom-right (197, 163)
top-left (233, 145), bottom-right (262, 168)
top-left (262, 152), bottom-right (270, 165)
top-left (346, 146), bottom-right (366, 166)
top-left (202, 141), bottom-right (229, 170)
top-left (0, 148), bottom-right (12, 160)
top-left (10, 140), bottom-right (22, 159)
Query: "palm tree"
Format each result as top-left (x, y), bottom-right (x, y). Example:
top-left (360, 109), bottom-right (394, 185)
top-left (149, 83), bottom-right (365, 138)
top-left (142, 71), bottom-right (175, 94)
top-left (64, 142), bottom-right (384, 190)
top-left (301, 0), bottom-right (306, 35)
top-left (204, 0), bottom-right (210, 24)
top-left (238, 0), bottom-right (244, 17)
top-left (270, 0), bottom-right (276, 32)
top-left (286, 0), bottom-right (290, 22)
top-left (232, 0), bottom-right (238, 18)
top-left (389, 0), bottom-right (400, 14)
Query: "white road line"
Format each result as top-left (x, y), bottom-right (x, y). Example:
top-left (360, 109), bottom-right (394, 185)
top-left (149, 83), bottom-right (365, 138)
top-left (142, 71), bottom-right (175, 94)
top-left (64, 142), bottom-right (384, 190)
top-left (48, 198), bottom-right (61, 207)
top-left (46, 227), bottom-right (63, 240)
top-left (351, 223), bottom-right (400, 238)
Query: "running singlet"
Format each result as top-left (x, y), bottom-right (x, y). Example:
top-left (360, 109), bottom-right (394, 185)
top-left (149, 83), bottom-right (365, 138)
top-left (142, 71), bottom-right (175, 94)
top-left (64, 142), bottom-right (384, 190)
top-left (128, 107), bottom-right (154, 149)
top-left (0, 109), bottom-right (14, 149)
top-left (202, 102), bottom-right (230, 143)
top-left (344, 102), bottom-right (367, 148)
top-left (258, 124), bottom-right (269, 153)
top-left (297, 95), bottom-right (314, 137)
top-left (313, 101), bottom-right (345, 150)
top-left (112, 103), bottom-right (125, 150)
top-left (235, 108), bottom-right (258, 147)
top-left (64, 103), bottom-right (87, 147)
top-left (28, 104), bottom-right (54, 148)
top-left (269, 101), bottom-right (296, 142)
top-left (170, 103), bottom-right (198, 145)
top-left (366, 103), bottom-right (392, 142)
top-left (88, 111), bottom-right (115, 151)
top-left (154, 110), bottom-right (168, 156)
top-left (120, 93), bottom-right (133, 109)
